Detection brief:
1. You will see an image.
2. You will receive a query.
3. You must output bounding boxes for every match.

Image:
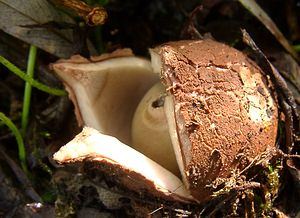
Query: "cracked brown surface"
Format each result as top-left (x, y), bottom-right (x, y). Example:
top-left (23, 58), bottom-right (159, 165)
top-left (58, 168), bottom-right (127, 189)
top-left (158, 39), bottom-right (278, 202)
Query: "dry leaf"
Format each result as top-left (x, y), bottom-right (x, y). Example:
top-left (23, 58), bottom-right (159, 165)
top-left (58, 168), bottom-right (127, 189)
top-left (0, 0), bottom-right (75, 58)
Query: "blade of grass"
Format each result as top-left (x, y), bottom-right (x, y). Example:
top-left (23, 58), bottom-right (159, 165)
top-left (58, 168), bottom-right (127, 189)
top-left (0, 56), bottom-right (66, 96)
top-left (94, 26), bottom-right (105, 53)
top-left (21, 45), bottom-right (37, 135)
top-left (293, 44), bottom-right (300, 52)
top-left (0, 112), bottom-right (28, 173)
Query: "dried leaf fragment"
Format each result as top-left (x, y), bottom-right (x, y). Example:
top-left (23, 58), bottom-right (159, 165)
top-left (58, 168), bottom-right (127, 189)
top-left (0, 0), bottom-right (75, 58)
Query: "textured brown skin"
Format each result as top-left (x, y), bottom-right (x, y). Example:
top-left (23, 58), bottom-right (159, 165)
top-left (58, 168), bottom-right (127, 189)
top-left (158, 39), bottom-right (278, 202)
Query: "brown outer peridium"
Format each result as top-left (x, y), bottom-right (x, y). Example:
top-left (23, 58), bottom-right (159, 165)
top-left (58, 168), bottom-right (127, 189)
top-left (156, 39), bottom-right (278, 202)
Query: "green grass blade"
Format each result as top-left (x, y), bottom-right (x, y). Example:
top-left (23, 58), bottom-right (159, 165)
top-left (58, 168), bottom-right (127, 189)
top-left (293, 44), bottom-right (300, 52)
top-left (21, 45), bottom-right (37, 135)
top-left (0, 112), bottom-right (28, 173)
top-left (0, 56), bottom-right (66, 96)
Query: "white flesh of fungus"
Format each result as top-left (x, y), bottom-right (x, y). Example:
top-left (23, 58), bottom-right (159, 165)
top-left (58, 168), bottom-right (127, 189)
top-left (131, 82), bottom-right (180, 176)
top-left (53, 56), bottom-right (158, 144)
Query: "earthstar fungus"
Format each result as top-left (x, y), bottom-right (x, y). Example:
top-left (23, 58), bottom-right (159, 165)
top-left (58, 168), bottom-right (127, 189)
top-left (52, 39), bottom-right (278, 203)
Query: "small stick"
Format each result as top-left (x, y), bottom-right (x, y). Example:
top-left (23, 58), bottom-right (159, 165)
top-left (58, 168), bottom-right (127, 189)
top-left (51, 0), bottom-right (108, 26)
